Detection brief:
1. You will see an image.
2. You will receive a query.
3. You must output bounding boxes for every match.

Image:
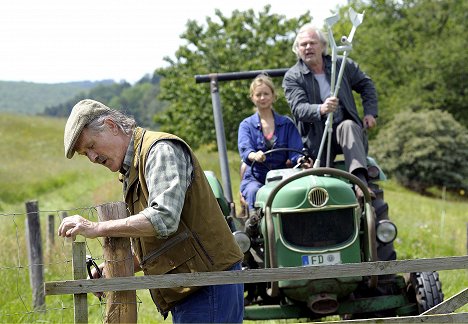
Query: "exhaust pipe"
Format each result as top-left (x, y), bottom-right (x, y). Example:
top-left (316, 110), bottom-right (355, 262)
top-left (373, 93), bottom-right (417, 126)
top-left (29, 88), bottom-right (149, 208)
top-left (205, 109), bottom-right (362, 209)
top-left (307, 293), bottom-right (339, 314)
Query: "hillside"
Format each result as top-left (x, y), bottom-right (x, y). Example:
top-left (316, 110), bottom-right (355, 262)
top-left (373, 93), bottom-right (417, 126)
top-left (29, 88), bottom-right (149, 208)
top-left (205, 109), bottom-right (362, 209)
top-left (0, 114), bottom-right (465, 322)
top-left (0, 80), bottom-right (115, 114)
top-left (0, 113), bottom-right (123, 211)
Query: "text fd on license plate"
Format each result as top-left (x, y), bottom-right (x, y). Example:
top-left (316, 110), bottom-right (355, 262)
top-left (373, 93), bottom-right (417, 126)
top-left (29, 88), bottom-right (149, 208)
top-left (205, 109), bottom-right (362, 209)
top-left (302, 252), bottom-right (341, 266)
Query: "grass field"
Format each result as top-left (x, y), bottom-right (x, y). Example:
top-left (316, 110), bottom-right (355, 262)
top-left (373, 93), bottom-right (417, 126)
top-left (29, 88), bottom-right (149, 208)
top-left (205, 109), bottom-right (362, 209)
top-left (0, 113), bottom-right (466, 323)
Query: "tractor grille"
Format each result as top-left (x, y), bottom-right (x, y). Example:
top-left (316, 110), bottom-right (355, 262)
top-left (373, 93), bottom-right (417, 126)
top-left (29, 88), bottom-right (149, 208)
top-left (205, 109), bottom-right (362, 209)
top-left (280, 209), bottom-right (355, 248)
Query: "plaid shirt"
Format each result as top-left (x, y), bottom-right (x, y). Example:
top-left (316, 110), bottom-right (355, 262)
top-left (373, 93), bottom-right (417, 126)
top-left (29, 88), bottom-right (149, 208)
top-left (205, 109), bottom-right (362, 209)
top-left (121, 135), bottom-right (193, 239)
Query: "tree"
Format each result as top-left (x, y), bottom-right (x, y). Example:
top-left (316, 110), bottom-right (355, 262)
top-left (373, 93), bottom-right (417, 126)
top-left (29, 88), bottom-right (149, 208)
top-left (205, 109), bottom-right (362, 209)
top-left (370, 109), bottom-right (468, 193)
top-left (43, 75), bottom-right (166, 128)
top-left (155, 6), bottom-right (311, 150)
top-left (43, 82), bottom-right (131, 117)
top-left (108, 79), bottom-right (166, 128)
top-left (336, 0), bottom-right (467, 127)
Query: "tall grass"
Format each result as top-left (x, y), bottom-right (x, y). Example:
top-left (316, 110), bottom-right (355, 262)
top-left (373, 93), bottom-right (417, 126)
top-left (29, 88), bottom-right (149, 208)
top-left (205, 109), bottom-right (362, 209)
top-left (379, 181), bottom-right (467, 310)
top-left (0, 114), bottom-right (466, 322)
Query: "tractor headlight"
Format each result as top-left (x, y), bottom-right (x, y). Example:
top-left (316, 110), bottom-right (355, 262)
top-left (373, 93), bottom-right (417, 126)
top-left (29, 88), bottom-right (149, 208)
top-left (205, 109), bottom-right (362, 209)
top-left (367, 165), bottom-right (380, 180)
top-left (233, 231), bottom-right (251, 253)
top-left (376, 220), bottom-right (397, 244)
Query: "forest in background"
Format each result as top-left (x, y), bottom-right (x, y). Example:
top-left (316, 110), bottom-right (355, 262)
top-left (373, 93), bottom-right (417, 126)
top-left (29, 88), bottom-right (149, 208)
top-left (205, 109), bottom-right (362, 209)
top-left (153, 0), bottom-right (467, 149)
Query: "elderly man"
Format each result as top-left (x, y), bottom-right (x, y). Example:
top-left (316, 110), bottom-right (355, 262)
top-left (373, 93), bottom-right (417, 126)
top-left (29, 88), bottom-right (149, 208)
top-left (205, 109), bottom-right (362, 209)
top-left (282, 23), bottom-right (378, 198)
top-left (58, 99), bottom-right (244, 323)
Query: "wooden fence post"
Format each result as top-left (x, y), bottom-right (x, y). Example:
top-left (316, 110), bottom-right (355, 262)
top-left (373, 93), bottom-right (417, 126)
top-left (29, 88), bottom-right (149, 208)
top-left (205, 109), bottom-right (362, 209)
top-left (72, 242), bottom-right (88, 323)
top-left (25, 200), bottom-right (45, 310)
top-left (47, 214), bottom-right (55, 254)
top-left (97, 202), bottom-right (137, 323)
top-left (59, 211), bottom-right (68, 221)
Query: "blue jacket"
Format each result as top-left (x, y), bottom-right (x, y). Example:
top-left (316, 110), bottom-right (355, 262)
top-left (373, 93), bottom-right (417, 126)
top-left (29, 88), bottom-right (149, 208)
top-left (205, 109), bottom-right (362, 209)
top-left (238, 110), bottom-right (303, 184)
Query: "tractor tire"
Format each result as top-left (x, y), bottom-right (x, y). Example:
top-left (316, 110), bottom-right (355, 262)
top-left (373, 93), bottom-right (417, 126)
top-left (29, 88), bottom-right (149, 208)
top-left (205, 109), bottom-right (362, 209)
top-left (408, 271), bottom-right (444, 313)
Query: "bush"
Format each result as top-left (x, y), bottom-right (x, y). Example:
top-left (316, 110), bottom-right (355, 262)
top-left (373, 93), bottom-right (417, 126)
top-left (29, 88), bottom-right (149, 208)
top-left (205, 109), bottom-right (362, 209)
top-left (370, 109), bottom-right (468, 193)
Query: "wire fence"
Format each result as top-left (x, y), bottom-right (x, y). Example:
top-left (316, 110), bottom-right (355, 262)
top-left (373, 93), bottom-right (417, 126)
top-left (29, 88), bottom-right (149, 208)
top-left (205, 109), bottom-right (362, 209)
top-left (1, 201), bottom-right (467, 323)
top-left (0, 201), bottom-right (148, 323)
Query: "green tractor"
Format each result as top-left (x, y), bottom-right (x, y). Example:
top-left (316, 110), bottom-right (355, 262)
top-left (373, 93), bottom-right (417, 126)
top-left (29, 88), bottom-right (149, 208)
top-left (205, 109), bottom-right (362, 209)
top-left (205, 149), bottom-right (444, 320)
top-left (196, 9), bottom-right (442, 319)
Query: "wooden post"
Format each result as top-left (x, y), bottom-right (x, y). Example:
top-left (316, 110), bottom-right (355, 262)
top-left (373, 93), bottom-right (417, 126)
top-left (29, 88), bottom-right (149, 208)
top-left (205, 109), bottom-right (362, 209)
top-left (97, 202), bottom-right (137, 323)
top-left (47, 214), bottom-right (55, 254)
top-left (72, 242), bottom-right (88, 323)
top-left (59, 211), bottom-right (68, 221)
top-left (25, 200), bottom-right (45, 310)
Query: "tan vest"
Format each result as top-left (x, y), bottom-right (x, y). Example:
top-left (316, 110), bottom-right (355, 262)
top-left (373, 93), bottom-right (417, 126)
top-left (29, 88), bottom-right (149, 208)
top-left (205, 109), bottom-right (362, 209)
top-left (123, 127), bottom-right (243, 313)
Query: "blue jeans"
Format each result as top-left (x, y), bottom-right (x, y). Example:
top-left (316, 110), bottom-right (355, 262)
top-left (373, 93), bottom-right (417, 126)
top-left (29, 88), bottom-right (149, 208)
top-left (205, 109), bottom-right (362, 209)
top-left (240, 178), bottom-right (263, 211)
top-left (171, 263), bottom-right (244, 323)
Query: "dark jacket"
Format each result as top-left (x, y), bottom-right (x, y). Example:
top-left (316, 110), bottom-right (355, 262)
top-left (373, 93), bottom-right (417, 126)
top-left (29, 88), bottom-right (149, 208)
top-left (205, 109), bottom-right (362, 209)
top-left (282, 55), bottom-right (377, 158)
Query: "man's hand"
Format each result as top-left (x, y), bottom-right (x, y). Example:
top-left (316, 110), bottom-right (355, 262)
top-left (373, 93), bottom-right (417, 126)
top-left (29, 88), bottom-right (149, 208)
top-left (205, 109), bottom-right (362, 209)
top-left (320, 97), bottom-right (339, 115)
top-left (297, 157), bottom-right (314, 169)
top-left (58, 215), bottom-right (100, 239)
top-left (363, 115), bottom-right (377, 129)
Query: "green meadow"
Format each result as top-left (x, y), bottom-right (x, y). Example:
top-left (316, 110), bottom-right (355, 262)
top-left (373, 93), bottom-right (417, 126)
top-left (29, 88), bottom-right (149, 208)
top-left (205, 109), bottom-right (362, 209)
top-left (0, 114), bottom-right (466, 323)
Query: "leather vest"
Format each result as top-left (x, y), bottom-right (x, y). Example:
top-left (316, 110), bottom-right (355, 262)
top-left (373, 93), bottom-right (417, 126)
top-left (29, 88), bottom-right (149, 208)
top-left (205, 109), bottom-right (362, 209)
top-left (123, 127), bottom-right (243, 313)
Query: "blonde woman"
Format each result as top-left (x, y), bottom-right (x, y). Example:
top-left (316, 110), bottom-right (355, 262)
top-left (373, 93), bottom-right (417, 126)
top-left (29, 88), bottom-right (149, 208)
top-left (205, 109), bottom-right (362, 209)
top-left (238, 74), bottom-right (305, 214)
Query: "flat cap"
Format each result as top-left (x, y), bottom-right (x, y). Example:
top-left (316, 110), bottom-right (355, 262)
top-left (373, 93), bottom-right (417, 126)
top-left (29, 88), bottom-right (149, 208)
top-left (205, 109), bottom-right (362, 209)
top-left (64, 99), bottom-right (112, 159)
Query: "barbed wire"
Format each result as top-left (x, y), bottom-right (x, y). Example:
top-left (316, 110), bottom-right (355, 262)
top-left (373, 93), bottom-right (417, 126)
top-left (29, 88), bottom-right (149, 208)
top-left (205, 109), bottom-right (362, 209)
top-left (0, 201), bottom-right (129, 218)
top-left (0, 259), bottom-right (72, 271)
top-left (0, 203), bottom-right (145, 323)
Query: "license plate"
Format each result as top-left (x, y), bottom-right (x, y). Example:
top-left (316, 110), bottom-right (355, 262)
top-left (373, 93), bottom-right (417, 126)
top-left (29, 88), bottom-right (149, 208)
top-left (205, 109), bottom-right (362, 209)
top-left (302, 252), bottom-right (341, 266)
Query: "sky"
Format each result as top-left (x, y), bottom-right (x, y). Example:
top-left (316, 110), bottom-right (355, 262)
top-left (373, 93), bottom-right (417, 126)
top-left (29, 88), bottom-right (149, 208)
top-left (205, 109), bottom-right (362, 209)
top-left (0, 0), bottom-right (347, 84)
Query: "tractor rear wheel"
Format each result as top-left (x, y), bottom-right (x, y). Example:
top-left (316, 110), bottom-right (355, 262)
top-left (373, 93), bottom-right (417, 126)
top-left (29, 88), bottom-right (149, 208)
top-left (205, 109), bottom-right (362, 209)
top-left (407, 271), bottom-right (444, 313)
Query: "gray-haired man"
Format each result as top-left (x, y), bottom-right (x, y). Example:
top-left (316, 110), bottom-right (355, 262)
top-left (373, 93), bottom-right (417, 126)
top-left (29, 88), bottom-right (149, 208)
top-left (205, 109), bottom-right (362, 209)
top-left (283, 24), bottom-right (378, 198)
top-left (58, 99), bottom-right (244, 323)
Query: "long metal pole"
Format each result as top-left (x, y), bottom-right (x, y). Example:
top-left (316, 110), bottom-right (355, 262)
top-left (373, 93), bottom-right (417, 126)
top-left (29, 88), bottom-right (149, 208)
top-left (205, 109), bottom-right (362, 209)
top-left (210, 76), bottom-right (234, 213)
top-left (195, 68), bottom-right (288, 84)
top-left (313, 14), bottom-right (339, 169)
top-left (313, 9), bottom-right (364, 168)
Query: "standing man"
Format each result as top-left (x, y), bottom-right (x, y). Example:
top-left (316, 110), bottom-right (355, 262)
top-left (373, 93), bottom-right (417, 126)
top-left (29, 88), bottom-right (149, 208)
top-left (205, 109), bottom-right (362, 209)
top-left (282, 23), bottom-right (378, 197)
top-left (58, 99), bottom-right (244, 323)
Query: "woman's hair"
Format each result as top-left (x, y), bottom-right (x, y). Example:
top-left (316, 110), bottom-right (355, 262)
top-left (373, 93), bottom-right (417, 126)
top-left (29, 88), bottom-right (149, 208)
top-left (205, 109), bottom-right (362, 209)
top-left (249, 74), bottom-right (277, 102)
top-left (292, 23), bottom-right (328, 58)
top-left (86, 109), bottom-right (136, 136)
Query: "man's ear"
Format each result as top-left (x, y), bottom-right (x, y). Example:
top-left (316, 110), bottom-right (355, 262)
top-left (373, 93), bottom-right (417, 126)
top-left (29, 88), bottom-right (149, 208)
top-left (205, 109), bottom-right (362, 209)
top-left (104, 119), bottom-right (119, 135)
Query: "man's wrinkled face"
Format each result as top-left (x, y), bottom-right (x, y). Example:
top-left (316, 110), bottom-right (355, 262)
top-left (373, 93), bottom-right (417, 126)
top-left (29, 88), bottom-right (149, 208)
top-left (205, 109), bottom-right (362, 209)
top-left (297, 30), bottom-right (325, 67)
top-left (75, 120), bottom-right (127, 172)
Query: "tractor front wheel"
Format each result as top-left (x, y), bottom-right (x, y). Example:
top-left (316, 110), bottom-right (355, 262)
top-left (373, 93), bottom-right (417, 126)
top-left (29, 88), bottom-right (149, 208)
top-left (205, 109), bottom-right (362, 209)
top-left (407, 271), bottom-right (444, 313)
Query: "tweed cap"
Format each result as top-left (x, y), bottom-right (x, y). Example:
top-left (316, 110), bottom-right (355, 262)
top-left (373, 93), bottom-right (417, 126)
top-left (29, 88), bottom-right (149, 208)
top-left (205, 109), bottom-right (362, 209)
top-left (64, 99), bottom-right (112, 159)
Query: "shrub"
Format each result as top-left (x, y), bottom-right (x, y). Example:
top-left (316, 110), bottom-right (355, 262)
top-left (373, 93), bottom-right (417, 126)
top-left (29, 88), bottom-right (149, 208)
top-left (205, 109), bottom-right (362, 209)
top-left (370, 110), bottom-right (468, 193)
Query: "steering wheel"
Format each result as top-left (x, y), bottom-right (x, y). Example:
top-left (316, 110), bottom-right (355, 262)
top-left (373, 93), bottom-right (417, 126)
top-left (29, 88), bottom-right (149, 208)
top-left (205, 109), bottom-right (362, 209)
top-left (250, 148), bottom-right (309, 183)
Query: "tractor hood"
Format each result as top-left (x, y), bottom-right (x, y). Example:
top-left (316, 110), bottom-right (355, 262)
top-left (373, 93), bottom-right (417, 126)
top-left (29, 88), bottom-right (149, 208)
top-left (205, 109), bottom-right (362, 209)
top-left (254, 168), bottom-right (357, 211)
